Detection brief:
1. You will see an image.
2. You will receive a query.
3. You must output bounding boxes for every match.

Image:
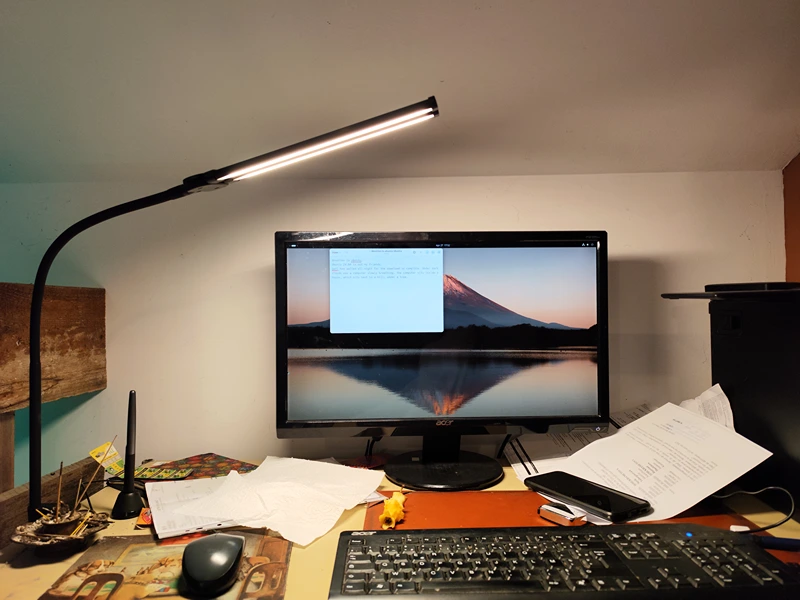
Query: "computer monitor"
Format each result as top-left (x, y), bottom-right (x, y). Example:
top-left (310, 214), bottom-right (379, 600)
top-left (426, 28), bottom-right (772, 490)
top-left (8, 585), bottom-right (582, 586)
top-left (275, 231), bottom-right (609, 491)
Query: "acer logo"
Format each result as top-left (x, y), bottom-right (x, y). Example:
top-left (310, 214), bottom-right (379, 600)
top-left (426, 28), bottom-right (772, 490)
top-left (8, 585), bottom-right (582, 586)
top-left (435, 420), bottom-right (454, 426)
top-left (351, 531), bottom-right (376, 536)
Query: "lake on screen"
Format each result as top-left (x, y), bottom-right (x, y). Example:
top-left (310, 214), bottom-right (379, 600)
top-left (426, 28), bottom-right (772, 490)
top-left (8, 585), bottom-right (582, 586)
top-left (287, 349), bottom-right (598, 421)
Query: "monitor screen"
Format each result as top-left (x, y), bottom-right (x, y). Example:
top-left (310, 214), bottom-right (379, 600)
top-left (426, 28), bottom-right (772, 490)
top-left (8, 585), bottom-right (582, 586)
top-left (275, 231), bottom-right (609, 489)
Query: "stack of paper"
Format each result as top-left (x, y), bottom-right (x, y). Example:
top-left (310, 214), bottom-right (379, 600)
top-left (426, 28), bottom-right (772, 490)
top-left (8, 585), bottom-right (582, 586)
top-left (505, 385), bottom-right (737, 482)
top-left (146, 477), bottom-right (236, 538)
top-left (502, 404), bottom-right (657, 481)
top-left (515, 400), bottom-right (771, 523)
top-left (556, 402), bottom-right (770, 521)
top-left (146, 457), bottom-right (384, 546)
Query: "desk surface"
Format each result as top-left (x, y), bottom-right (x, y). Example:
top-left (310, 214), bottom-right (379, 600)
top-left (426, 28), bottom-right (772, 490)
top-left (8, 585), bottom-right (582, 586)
top-left (2, 467), bottom-right (799, 599)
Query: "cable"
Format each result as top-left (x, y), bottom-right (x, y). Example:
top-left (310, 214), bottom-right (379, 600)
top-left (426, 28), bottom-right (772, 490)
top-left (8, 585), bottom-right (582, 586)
top-left (497, 434), bottom-right (512, 459)
top-left (712, 486), bottom-right (795, 534)
top-left (364, 436), bottom-right (382, 458)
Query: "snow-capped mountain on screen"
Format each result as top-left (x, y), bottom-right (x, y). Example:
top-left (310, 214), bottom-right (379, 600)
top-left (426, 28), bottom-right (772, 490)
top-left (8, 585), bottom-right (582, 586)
top-left (289, 274), bottom-right (577, 330)
top-left (443, 274), bottom-right (574, 330)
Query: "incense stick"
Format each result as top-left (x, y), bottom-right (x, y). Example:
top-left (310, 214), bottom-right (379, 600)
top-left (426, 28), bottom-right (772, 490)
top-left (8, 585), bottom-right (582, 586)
top-left (74, 436), bottom-right (117, 509)
top-left (55, 461), bottom-right (64, 520)
top-left (73, 477), bottom-right (83, 515)
top-left (70, 512), bottom-right (92, 536)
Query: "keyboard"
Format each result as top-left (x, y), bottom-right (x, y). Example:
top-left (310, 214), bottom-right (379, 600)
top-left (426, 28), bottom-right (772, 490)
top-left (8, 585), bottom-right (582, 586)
top-left (328, 523), bottom-right (799, 598)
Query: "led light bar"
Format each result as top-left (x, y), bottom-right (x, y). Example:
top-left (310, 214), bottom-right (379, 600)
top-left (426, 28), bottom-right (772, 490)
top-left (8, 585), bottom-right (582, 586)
top-left (215, 97), bottom-right (438, 182)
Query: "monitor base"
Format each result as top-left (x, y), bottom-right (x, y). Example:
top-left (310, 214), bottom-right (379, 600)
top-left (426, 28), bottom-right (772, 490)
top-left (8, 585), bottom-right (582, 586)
top-left (384, 450), bottom-right (504, 491)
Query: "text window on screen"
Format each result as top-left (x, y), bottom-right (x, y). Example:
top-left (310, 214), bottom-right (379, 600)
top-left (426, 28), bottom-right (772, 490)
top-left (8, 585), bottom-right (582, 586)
top-left (330, 248), bottom-right (444, 333)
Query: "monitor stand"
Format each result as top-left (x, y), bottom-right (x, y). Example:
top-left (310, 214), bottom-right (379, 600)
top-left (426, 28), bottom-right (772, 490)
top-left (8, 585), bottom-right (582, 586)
top-left (384, 434), bottom-right (504, 491)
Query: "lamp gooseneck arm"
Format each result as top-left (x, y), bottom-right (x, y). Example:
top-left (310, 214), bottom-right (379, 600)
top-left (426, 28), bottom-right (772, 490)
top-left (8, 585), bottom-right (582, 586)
top-left (25, 96), bottom-right (439, 521)
top-left (28, 183), bottom-right (194, 521)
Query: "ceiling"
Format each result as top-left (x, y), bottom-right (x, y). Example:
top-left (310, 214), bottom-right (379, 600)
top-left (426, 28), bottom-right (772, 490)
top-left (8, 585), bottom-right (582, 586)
top-left (2, 0), bottom-right (800, 183)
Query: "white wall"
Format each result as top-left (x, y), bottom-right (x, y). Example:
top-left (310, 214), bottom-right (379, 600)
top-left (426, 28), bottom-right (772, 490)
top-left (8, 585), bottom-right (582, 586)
top-left (1, 172), bottom-right (785, 483)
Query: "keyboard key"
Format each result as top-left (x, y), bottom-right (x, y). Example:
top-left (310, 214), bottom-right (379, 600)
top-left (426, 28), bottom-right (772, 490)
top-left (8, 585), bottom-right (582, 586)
top-left (688, 576), bottom-right (715, 588)
top-left (648, 576), bottom-right (670, 589)
top-left (657, 566), bottom-right (683, 578)
top-left (392, 581), bottom-right (416, 593)
top-left (572, 578), bottom-right (594, 590)
top-left (545, 577), bottom-right (570, 591)
top-left (367, 581), bottom-right (391, 594)
top-left (372, 553), bottom-right (393, 563)
top-left (591, 577), bottom-right (614, 590)
top-left (342, 581), bottom-right (365, 594)
top-left (758, 566), bottom-right (785, 584)
top-left (713, 573), bottom-right (758, 587)
top-left (669, 575), bottom-right (696, 589)
top-left (755, 573), bottom-right (782, 585)
top-left (616, 576), bottom-right (646, 590)
top-left (466, 569), bottom-right (487, 581)
top-left (656, 546), bottom-right (682, 558)
top-left (343, 572), bottom-right (368, 583)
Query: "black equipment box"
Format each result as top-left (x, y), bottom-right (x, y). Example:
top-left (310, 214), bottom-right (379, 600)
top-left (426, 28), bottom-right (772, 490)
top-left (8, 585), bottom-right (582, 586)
top-left (663, 283), bottom-right (800, 506)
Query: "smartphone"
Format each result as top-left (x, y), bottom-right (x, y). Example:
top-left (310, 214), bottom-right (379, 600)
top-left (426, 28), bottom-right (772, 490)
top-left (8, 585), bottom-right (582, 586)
top-left (525, 471), bottom-right (652, 523)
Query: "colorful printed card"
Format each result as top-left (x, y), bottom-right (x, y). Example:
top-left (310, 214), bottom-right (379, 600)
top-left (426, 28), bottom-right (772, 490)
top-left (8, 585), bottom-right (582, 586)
top-left (89, 442), bottom-right (124, 477)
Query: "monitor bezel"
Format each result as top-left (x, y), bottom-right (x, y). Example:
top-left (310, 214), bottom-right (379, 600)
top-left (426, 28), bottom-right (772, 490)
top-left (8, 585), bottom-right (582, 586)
top-left (275, 231), bottom-right (609, 438)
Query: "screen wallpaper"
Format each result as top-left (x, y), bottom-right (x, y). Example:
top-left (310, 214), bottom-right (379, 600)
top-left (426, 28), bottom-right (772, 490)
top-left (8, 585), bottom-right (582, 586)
top-left (285, 246), bottom-right (599, 421)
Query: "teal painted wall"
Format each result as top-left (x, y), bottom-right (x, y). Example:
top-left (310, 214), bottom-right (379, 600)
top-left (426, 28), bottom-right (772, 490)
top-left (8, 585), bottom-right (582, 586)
top-left (13, 393), bottom-right (96, 487)
top-left (2, 185), bottom-right (111, 488)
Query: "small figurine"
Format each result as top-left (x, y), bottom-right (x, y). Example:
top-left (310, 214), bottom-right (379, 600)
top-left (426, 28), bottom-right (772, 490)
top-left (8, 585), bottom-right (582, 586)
top-left (379, 492), bottom-right (407, 529)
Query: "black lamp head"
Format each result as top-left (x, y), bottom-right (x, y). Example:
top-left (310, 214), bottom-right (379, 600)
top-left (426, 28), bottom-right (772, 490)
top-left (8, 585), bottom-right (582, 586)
top-left (182, 96), bottom-right (438, 191)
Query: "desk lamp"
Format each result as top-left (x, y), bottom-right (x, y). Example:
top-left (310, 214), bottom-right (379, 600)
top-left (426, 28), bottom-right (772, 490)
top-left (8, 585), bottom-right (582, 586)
top-left (27, 97), bottom-right (439, 520)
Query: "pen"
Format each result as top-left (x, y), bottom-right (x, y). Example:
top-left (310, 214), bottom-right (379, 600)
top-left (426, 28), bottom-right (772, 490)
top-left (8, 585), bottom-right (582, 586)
top-left (752, 535), bottom-right (800, 552)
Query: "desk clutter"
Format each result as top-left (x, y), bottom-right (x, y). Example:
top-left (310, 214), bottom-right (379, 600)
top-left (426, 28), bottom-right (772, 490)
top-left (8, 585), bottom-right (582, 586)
top-left (146, 456), bottom-right (384, 545)
top-left (8, 382), bottom-right (799, 599)
top-left (503, 387), bottom-right (773, 525)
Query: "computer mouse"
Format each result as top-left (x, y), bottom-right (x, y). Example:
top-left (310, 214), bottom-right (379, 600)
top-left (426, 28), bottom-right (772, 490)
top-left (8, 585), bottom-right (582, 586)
top-left (181, 533), bottom-right (245, 597)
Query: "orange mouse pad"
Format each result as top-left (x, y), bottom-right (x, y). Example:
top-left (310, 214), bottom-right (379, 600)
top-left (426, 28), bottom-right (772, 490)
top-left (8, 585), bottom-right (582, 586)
top-left (364, 491), bottom-right (554, 531)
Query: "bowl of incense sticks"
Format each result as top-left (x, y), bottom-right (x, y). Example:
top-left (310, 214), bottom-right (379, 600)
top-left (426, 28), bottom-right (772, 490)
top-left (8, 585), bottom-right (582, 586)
top-left (10, 454), bottom-right (113, 553)
top-left (11, 509), bottom-right (110, 552)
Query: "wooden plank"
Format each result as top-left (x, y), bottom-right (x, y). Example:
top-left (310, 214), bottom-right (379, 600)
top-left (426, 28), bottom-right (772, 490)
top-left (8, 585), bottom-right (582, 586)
top-left (0, 283), bottom-right (106, 413)
top-left (0, 413), bottom-right (12, 492)
top-left (0, 457), bottom-right (102, 549)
